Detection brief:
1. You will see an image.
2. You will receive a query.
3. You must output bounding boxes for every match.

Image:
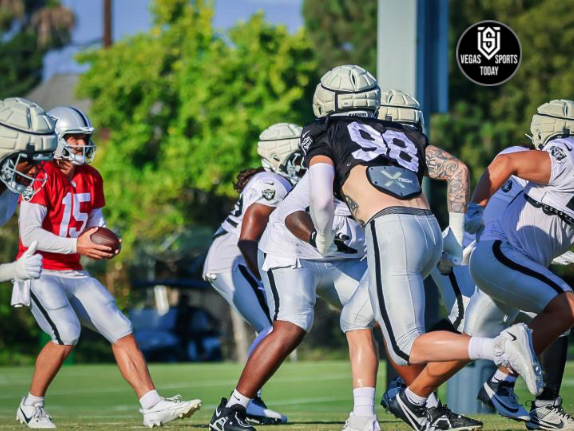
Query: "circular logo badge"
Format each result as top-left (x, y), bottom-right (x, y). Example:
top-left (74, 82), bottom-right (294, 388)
top-left (456, 20), bottom-right (521, 86)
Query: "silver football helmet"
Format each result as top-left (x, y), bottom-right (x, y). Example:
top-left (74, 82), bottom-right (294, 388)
top-left (313, 65), bottom-right (380, 118)
top-left (48, 106), bottom-right (96, 165)
top-left (378, 89), bottom-right (426, 133)
top-left (529, 99), bottom-right (574, 149)
top-left (257, 123), bottom-right (305, 184)
top-left (0, 98), bottom-right (57, 199)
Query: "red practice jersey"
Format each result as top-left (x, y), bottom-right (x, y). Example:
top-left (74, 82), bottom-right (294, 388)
top-left (18, 161), bottom-right (106, 270)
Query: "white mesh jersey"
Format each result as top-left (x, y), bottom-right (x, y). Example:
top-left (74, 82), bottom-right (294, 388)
top-left (480, 146), bottom-right (529, 241)
top-left (259, 173), bottom-right (366, 263)
top-left (203, 171), bottom-right (292, 275)
top-left (483, 138), bottom-right (574, 267)
top-left (0, 189), bottom-right (18, 227)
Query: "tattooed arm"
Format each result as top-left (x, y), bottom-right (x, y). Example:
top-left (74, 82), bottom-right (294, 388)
top-left (425, 144), bottom-right (470, 268)
top-left (425, 145), bottom-right (470, 213)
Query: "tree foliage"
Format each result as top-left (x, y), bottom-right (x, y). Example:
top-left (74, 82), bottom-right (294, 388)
top-left (0, 0), bottom-right (74, 98)
top-left (435, 0), bottom-right (574, 183)
top-left (77, 0), bottom-right (317, 262)
top-left (302, 0), bottom-right (377, 75)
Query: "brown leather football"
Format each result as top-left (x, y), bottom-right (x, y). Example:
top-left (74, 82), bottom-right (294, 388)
top-left (90, 227), bottom-right (121, 254)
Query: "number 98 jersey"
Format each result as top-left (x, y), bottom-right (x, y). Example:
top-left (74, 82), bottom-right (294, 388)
top-left (17, 161), bottom-right (105, 271)
top-left (303, 117), bottom-right (428, 198)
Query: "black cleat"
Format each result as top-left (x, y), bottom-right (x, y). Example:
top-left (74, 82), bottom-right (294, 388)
top-left (387, 389), bottom-right (427, 430)
top-left (426, 403), bottom-right (483, 430)
top-left (209, 398), bottom-right (256, 431)
top-left (381, 376), bottom-right (407, 410)
top-left (245, 396), bottom-right (288, 424)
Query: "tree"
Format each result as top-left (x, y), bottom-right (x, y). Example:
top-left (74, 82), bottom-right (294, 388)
top-left (0, 0), bottom-right (74, 98)
top-left (302, 0), bottom-right (377, 75)
top-left (76, 0), bottom-right (317, 268)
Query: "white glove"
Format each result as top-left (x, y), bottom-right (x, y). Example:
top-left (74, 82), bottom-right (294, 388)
top-left (465, 203), bottom-right (485, 235)
top-left (437, 227), bottom-right (464, 275)
top-left (311, 230), bottom-right (336, 256)
top-left (14, 241), bottom-right (42, 281)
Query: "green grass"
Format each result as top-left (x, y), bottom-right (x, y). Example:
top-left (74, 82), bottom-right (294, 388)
top-left (1, 361), bottom-right (573, 430)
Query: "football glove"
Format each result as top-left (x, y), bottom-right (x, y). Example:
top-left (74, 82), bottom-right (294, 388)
top-left (309, 229), bottom-right (336, 256)
top-left (437, 227), bottom-right (464, 275)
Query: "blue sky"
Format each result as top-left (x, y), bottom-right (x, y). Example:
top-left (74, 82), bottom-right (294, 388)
top-left (44, 0), bottom-right (303, 80)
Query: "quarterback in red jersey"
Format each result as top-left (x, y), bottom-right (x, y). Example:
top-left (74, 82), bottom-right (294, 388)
top-left (15, 106), bottom-right (201, 429)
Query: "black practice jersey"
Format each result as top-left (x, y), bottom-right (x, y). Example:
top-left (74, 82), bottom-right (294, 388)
top-left (302, 116), bottom-right (428, 197)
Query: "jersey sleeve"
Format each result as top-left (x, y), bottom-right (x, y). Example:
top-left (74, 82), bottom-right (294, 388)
top-left (248, 177), bottom-right (290, 208)
top-left (303, 120), bottom-right (333, 166)
top-left (92, 169), bottom-right (106, 209)
top-left (275, 174), bottom-right (310, 223)
top-left (545, 142), bottom-right (574, 188)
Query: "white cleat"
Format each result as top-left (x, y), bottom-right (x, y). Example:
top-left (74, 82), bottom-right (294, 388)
top-left (342, 412), bottom-right (381, 431)
top-left (16, 398), bottom-right (56, 429)
top-left (141, 395), bottom-right (202, 428)
top-left (245, 397), bottom-right (287, 425)
top-left (493, 323), bottom-right (544, 396)
top-left (527, 397), bottom-right (574, 430)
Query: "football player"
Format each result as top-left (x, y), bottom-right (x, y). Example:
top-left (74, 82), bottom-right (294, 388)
top-left (305, 65), bottom-right (543, 431)
top-left (209, 168), bottom-right (379, 431)
top-left (15, 106), bottom-right (201, 429)
top-left (462, 99), bottom-right (574, 429)
top-left (203, 122), bottom-right (304, 424)
top-left (0, 98), bottom-right (55, 283)
top-left (377, 93), bottom-right (574, 427)
top-left (374, 90), bottom-right (483, 429)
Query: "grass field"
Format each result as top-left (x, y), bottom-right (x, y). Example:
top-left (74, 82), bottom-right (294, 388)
top-left (1, 360), bottom-right (573, 430)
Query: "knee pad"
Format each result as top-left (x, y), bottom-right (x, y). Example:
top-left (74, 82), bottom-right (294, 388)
top-left (384, 327), bottom-right (422, 366)
top-left (57, 321), bottom-right (82, 346)
top-left (276, 311), bottom-right (314, 333)
top-left (100, 304), bottom-right (133, 344)
top-left (340, 304), bottom-right (375, 333)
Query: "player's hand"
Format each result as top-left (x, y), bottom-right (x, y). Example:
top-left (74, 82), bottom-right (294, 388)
top-left (438, 228), bottom-right (464, 275)
top-left (465, 203), bottom-right (485, 235)
top-left (77, 227), bottom-right (113, 260)
top-left (333, 233), bottom-right (358, 254)
top-left (14, 241), bottom-right (43, 281)
top-left (309, 229), bottom-right (336, 256)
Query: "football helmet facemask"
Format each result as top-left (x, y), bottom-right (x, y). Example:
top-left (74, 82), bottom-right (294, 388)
top-left (378, 89), bottom-right (426, 133)
top-left (313, 65), bottom-right (380, 118)
top-left (0, 98), bottom-right (57, 199)
top-left (48, 106), bottom-right (96, 165)
top-left (529, 99), bottom-right (574, 149)
top-left (257, 123), bottom-right (305, 184)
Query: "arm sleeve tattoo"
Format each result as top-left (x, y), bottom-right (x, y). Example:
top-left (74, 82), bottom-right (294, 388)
top-left (425, 145), bottom-right (470, 213)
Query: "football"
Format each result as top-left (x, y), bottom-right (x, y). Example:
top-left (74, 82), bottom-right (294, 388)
top-left (90, 227), bottom-right (121, 254)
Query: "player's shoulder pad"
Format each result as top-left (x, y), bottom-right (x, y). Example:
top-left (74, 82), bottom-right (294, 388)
top-left (301, 118), bottom-right (329, 155)
top-left (377, 118), bottom-right (429, 147)
top-left (545, 138), bottom-right (574, 164)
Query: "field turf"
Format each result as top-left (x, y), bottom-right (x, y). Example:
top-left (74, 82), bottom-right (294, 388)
top-left (1, 360), bottom-right (573, 430)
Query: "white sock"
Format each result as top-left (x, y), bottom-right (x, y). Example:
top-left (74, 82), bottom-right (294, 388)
top-left (24, 393), bottom-right (44, 406)
top-left (534, 398), bottom-right (554, 407)
top-left (226, 389), bottom-right (252, 409)
top-left (405, 387), bottom-right (427, 407)
top-left (139, 390), bottom-right (162, 410)
top-left (352, 387), bottom-right (375, 417)
top-left (491, 369), bottom-right (517, 384)
top-left (426, 393), bottom-right (439, 408)
top-left (468, 337), bottom-right (495, 361)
